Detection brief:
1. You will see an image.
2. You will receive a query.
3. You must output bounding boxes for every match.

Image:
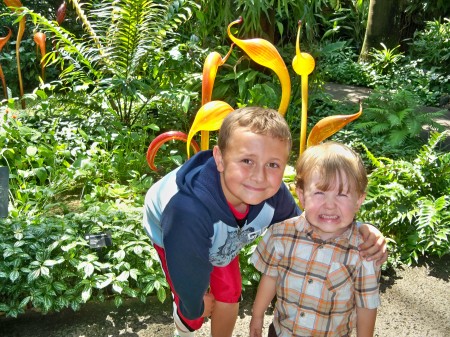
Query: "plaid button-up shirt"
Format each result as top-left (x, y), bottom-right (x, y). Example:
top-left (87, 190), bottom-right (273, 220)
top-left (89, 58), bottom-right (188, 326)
top-left (252, 213), bottom-right (381, 337)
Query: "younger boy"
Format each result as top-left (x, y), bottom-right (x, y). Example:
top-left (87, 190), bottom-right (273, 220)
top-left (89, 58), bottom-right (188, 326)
top-left (143, 108), bottom-right (386, 337)
top-left (250, 141), bottom-right (381, 337)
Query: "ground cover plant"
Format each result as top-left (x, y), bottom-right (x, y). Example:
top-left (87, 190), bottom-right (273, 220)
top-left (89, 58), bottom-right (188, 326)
top-left (0, 0), bottom-right (449, 318)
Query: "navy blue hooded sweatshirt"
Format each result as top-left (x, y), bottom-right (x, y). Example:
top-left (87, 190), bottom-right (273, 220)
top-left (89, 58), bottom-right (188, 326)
top-left (143, 150), bottom-right (301, 319)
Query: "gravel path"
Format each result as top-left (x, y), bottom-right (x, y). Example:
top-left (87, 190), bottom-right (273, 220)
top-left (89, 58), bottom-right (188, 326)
top-left (1, 257), bottom-right (449, 337)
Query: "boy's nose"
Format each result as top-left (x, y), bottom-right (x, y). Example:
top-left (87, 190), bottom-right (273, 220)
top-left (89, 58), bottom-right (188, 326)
top-left (324, 195), bottom-right (336, 208)
top-left (250, 165), bottom-right (265, 182)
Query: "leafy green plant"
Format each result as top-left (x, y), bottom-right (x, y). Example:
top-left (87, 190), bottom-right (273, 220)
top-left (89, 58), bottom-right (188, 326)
top-left (1, 88), bottom-right (159, 215)
top-left (12, 0), bottom-right (198, 125)
top-left (360, 131), bottom-right (450, 266)
top-left (193, 0), bottom-right (335, 45)
top-left (368, 43), bottom-right (404, 75)
top-left (317, 42), bottom-right (375, 87)
top-left (317, 0), bottom-right (369, 49)
top-left (409, 19), bottom-right (450, 75)
top-left (0, 206), bottom-right (166, 318)
top-left (354, 88), bottom-right (445, 148)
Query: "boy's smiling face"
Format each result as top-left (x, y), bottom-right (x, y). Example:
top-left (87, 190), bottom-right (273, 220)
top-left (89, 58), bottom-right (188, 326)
top-left (213, 127), bottom-right (290, 213)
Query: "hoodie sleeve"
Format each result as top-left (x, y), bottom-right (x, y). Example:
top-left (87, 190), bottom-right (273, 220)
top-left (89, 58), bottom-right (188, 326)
top-left (161, 195), bottom-right (214, 319)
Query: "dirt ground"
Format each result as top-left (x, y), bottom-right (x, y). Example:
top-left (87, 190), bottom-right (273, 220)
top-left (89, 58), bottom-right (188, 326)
top-left (1, 256), bottom-right (449, 337)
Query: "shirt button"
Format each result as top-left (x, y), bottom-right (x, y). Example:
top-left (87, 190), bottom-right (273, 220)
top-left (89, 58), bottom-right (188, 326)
top-left (300, 312), bottom-right (305, 317)
top-left (318, 245), bottom-right (324, 249)
top-left (308, 279), bottom-right (313, 284)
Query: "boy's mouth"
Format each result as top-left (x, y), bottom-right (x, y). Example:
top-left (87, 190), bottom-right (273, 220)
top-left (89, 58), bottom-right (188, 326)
top-left (319, 214), bottom-right (339, 220)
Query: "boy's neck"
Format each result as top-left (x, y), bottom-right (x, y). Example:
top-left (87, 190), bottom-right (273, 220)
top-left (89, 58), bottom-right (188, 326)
top-left (308, 222), bottom-right (354, 241)
top-left (227, 202), bottom-right (249, 220)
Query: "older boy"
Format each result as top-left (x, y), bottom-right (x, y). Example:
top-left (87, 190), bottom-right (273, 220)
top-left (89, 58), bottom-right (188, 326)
top-left (143, 108), bottom-right (386, 337)
top-left (250, 142), bottom-right (381, 337)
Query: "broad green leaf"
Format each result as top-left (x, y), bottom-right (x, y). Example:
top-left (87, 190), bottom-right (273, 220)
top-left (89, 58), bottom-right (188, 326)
top-left (83, 263), bottom-right (94, 278)
top-left (96, 276), bottom-right (113, 289)
top-left (81, 286), bottom-right (92, 302)
top-left (9, 269), bottom-right (19, 282)
top-left (43, 259), bottom-right (63, 267)
top-left (28, 268), bottom-right (40, 281)
top-left (112, 282), bottom-right (123, 294)
top-left (26, 146), bottom-right (38, 156)
top-left (116, 271), bottom-right (129, 282)
top-left (157, 286), bottom-right (166, 303)
top-left (40, 266), bottom-right (50, 277)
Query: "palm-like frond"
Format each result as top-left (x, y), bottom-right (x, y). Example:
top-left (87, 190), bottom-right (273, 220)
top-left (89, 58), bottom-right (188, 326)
top-left (17, 0), bottom-right (197, 125)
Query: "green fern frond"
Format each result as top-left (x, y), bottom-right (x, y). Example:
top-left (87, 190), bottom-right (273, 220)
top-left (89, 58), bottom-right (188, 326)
top-left (397, 107), bottom-right (414, 121)
top-left (405, 118), bottom-right (423, 136)
top-left (416, 197), bottom-right (439, 230)
top-left (360, 143), bottom-right (382, 167)
top-left (388, 129), bottom-right (409, 146)
top-left (69, 0), bottom-right (104, 55)
top-left (364, 107), bottom-right (388, 118)
top-left (387, 112), bottom-right (402, 127)
top-left (353, 121), bottom-right (378, 130)
top-left (371, 123), bottom-right (390, 134)
top-left (417, 131), bottom-right (450, 162)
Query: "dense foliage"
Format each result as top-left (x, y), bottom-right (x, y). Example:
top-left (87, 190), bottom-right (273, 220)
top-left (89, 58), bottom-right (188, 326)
top-left (360, 132), bottom-right (450, 266)
top-left (0, 0), bottom-right (449, 318)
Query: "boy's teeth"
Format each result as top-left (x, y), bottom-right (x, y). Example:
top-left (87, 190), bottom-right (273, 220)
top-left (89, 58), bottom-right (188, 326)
top-left (321, 215), bottom-right (338, 219)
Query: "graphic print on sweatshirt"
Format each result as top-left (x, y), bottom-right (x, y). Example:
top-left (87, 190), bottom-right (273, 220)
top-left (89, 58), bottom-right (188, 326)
top-left (209, 203), bottom-right (274, 266)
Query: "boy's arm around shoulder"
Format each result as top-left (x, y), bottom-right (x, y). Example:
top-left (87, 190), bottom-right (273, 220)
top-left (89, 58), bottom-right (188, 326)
top-left (357, 223), bottom-right (388, 266)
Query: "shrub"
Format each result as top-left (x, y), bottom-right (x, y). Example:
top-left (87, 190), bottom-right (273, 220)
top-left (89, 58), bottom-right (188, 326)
top-left (354, 88), bottom-right (446, 149)
top-left (0, 206), bottom-right (166, 318)
top-left (360, 131), bottom-right (450, 266)
top-left (408, 19), bottom-right (450, 75)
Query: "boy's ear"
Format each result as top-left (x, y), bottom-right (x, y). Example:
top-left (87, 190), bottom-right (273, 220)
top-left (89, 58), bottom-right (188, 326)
top-left (356, 193), bottom-right (366, 209)
top-left (296, 187), bottom-right (305, 209)
top-left (213, 146), bottom-right (224, 172)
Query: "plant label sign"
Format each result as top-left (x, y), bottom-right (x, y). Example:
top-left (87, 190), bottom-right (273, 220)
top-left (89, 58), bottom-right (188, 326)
top-left (0, 167), bottom-right (8, 218)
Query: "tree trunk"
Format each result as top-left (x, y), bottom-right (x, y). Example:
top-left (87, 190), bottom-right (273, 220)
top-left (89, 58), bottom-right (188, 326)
top-left (359, 0), bottom-right (401, 62)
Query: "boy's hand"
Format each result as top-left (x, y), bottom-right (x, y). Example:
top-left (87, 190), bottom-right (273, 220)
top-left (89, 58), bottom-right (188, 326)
top-left (202, 292), bottom-right (215, 317)
top-left (358, 223), bottom-right (388, 266)
top-left (249, 316), bottom-right (264, 337)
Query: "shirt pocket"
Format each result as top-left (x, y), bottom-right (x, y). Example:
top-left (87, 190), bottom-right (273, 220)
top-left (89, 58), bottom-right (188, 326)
top-left (325, 262), bottom-right (356, 292)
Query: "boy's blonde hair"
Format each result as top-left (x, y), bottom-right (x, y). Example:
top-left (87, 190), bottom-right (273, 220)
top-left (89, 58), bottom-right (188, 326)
top-left (295, 141), bottom-right (368, 196)
top-left (218, 107), bottom-right (292, 153)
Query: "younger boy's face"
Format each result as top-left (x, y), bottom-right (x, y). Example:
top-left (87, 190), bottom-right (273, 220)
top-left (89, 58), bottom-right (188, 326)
top-left (213, 127), bottom-right (290, 213)
top-left (296, 171), bottom-right (366, 241)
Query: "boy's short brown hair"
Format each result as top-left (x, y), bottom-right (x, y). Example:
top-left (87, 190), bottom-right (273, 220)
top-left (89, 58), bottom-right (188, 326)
top-left (295, 141), bottom-right (368, 196)
top-left (218, 107), bottom-right (292, 153)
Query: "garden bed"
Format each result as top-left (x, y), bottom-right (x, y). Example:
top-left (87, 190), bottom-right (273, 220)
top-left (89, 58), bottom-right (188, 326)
top-left (1, 256), bottom-right (448, 337)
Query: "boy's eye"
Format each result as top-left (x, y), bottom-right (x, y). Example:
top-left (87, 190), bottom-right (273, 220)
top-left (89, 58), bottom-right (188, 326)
top-left (267, 162), bottom-right (280, 169)
top-left (241, 159), bottom-right (252, 165)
